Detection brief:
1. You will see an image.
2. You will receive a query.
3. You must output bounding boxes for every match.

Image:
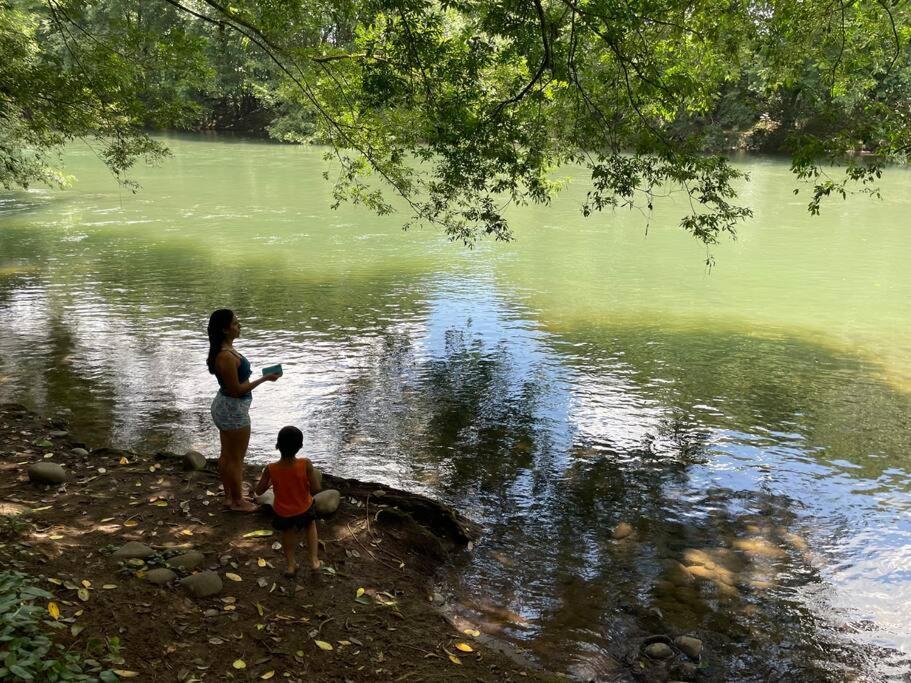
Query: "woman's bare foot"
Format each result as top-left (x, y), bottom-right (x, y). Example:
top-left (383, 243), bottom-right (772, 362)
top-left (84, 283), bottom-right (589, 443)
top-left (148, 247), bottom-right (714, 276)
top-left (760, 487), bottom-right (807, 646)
top-left (226, 499), bottom-right (258, 513)
top-left (310, 559), bottom-right (321, 572)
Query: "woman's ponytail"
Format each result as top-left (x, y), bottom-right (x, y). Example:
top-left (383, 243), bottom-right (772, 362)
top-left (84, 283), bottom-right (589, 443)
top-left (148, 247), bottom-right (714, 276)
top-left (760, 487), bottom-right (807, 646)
top-left (207, 309), bottom-right (234, 374)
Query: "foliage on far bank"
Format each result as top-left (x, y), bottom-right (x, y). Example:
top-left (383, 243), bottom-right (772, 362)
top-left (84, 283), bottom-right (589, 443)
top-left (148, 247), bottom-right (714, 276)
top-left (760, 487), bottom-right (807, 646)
top-left (2, 0), bottom-right (910, 249)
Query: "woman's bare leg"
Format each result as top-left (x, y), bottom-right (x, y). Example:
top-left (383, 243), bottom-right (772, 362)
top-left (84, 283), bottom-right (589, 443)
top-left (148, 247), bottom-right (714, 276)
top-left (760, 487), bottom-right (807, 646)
top-left (219, 426), bottom-right (256, 511)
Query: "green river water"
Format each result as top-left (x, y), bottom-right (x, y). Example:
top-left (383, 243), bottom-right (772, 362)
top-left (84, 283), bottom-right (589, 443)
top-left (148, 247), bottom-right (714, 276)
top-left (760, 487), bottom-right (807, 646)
top-left (1, 135), bottom-right (910, 680)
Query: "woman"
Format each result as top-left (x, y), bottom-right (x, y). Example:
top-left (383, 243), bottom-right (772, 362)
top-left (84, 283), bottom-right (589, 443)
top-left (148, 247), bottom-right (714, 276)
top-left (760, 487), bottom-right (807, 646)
top-left (207, 309), bottom-right (279, 512)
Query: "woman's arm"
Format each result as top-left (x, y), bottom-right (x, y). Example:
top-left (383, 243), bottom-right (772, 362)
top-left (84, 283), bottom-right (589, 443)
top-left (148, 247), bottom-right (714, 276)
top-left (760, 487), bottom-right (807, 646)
top-left (306, 460), bottom-right (321, 494)
top-left (215, 351), bottom-right (279, 398)
top-left (254, 467), bottom-right (271, 496)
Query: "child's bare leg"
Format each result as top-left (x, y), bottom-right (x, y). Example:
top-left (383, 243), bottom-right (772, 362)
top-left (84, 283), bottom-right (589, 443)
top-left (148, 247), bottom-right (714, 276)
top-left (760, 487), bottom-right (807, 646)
top-left (306, 520), bottom-right (320, 570)
top-left (281, 528), bottom-right (298, 575)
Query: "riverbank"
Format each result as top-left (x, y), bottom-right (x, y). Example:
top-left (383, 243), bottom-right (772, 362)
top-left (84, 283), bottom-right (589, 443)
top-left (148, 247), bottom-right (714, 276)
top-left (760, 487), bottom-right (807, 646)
top-left (0, 403), bottom-right (555, 682)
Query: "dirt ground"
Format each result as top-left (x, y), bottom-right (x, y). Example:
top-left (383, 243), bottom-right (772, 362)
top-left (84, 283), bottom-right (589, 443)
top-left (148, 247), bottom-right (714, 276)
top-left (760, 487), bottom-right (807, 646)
top-left (0, 403), bottom-right (558, 682)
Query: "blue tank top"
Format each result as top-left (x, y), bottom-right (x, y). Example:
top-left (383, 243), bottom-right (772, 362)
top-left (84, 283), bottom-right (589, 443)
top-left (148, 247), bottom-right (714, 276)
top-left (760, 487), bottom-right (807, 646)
top-left (217, 351), bottom-right (252, 398)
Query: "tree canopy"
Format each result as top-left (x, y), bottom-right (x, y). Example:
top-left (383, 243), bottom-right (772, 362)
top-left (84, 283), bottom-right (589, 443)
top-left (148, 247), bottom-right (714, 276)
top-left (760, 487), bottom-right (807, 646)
top-left (2, 0), bottom-right (909, 246)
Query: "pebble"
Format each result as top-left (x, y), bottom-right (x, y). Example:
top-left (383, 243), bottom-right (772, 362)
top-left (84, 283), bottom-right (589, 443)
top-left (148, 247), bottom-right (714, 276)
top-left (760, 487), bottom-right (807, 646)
top-left (27, 462), bottom-right (67, 485)
top-left (182, 450), bottom-right (207, 471)
top-left (166, 550), bottom-right (206, 571)
top-left (180, 571), bottom-right (223, 598)
top-left (48, 430), bottom-right (69, 438)
top-left (113, 541), bottom-right (155, 560)
top-left (71, 448), bottom-right (89, 457)
top-left (312, 489), bottom-right (340, 517)
top-left (145, 568), bottom-right (177, 585)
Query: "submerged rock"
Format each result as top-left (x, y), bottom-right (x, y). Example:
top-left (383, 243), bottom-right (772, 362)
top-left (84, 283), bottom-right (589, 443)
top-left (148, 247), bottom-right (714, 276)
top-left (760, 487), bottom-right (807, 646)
top-left (145, 568), bottom-right (177, 585)
top-left (312, 489), bottom-right (340, 517)
top-left (166, 550), bottom-right (206, 571)
top-left (644, 642), bottom-right (674, 659)
top-left (181, 571), bottom-right (222, 598)
top-left (113, 541), bottom-right (155, 560)
top-left (675, 635), bottom-right (703, 659)
top-left (182, 450), bottom-right (207, 471)
top-left (612, 522), bottom-right (634, 540)
top-left (27, 462), bottom-right (67, 485)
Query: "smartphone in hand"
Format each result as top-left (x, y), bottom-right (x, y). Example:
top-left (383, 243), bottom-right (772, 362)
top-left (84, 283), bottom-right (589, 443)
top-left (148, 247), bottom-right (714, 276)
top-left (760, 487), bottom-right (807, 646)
top-left (261, 364), bottom-right (283, 377)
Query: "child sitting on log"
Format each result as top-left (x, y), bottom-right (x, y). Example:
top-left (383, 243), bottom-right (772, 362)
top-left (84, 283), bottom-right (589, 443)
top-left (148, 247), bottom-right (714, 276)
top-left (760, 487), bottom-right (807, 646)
top-left (254, 426), bottom-right (321, 576)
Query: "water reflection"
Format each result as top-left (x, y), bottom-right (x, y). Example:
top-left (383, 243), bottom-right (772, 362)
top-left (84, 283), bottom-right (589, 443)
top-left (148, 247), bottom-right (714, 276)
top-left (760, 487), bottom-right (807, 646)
top-left (3, 140), bottom-right (911, 680)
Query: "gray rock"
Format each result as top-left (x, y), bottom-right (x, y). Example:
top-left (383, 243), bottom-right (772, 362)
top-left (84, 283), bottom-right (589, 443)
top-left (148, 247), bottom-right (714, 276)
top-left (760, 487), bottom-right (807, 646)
top-left (180, 571), bottom-right (222, 598)
top-left (254, 489), bottom-right (274, 509)
top-left (71, 448), bottom-right (89, 457)
top-left (674, 635), bottom-right (703, 660)
top-left (145, 568), bottom-right (177, 585)
top-left (27, 462), bottom-right (67, 485)
top-left (113, 541), bottom-right (155, 560)
top-left (644, 642), bottom-right (674, 660)
top-left (182, 450), bottom-right (207, 471)
top-left (312, 489), bottom-right (340, 517)
top-left (166, 550), bottom-right (206, 571)
top-left (48, 430), bottom-right (69, 438)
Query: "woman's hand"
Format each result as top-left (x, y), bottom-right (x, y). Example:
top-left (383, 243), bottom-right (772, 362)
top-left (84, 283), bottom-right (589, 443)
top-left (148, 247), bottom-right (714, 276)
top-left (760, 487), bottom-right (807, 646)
top-left (263, 373), bottom-right (280, 382)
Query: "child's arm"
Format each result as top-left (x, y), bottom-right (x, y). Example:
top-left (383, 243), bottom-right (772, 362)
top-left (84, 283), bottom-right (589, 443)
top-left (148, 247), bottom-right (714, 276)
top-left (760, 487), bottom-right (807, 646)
top-left (254, 467), bottom-right (271, 496)
top-left (305, 459), bottom-right (321, 494)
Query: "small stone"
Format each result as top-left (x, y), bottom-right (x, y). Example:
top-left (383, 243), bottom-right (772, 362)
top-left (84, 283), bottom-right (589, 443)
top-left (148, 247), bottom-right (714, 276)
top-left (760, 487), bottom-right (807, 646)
top-left (27, 462), bottom-right (67, 485)
top-left (182, 450), bottom-right (207, 471)
top-left (166, 550), bottom-right (206, 571)
top-left (145, 568), bottom-right (177, 585)
top-left (203, 608), bottom-right (219, 618)
top-left (48, 430), bottom-right (69, 438)
top-left (674, 636), bottom-right (703, 660)
top-left (662, 560), bottom-right (695, 587)
top-left (113, 541), bottom-right (155, 560)
top-left (181, 571), bottom-right (223, 598)
top-left (312, 489), bottom-right (340, 517)
top-left (71, 448), bottom-right (89, 457)
top-left (612, 522), bottom-right (634, 540)
top-left (672, 661), bottom-right (699, 681)
top-left (644, 642), bottom-right (674, 660)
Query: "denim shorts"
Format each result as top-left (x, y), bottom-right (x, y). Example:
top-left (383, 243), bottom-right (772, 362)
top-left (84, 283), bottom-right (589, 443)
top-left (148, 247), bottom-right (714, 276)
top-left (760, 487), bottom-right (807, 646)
top-left (210, 392), bottom-right (252, 431)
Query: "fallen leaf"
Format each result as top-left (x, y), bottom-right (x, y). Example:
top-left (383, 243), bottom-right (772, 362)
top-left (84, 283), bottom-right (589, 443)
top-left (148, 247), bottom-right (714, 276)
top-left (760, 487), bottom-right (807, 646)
top-left (47, 578), bottom-right (62, 586)
top-left (243, 529), bottom-right (273, 538)
top-left (119, 456), bottom-right (130, 465)
top-left (123, 520), bottom-right (139, 527)
top-left (226, 573), bottom-right (242, 582)
top-left (180, 529), bottom-right (193, 537)
top-left (49, 534), bottom-right (64, 540)
top-left (102, 584), bottom-right (118, 590)
top-left (314, 640), bottom-right (333, 651)
top-left (260, 672), bottom-right (275, 680)
top-left (455, 642), bottom-right (474, 653)
top-left (112, 670), bottom-right (139, 678)
top-left (463, 629), bottom-right (480, 637)
top-left (81, 580), bottom-right (91, 588)
top-left (71, 624), bottom-right (85, 637)
top-left (257, 558), bottom-right (266, 568)
top-left (232, 660), bottom-right (246, 670)
top-left (152, 500), bottom-right (168, 507)
top-left (356, 587), bottom-right (365, 598)
top-left (255, 602), bottom-right (264, 617)
top-left (48, 602), bottom-right (60, 620)
top-left (448, 654), bottom-right (462, 665)
top-left (77, 588), bottom-right (90, 602)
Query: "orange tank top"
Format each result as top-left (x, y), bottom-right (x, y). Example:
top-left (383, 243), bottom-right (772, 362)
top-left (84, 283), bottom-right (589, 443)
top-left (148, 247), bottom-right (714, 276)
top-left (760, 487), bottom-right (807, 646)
top-left (268, 459), bottom-right (313, 517)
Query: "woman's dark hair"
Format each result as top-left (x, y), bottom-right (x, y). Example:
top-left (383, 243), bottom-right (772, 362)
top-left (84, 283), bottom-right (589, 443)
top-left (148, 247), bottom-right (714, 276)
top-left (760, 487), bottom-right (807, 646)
top-left (206, 309), bottom-right (235, 374)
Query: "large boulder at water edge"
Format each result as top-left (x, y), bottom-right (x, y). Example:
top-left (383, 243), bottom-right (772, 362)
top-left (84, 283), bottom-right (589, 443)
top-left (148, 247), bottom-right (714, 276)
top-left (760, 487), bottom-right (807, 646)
top-left (181, 571), bottom-right (222, 598)
top-left (312, 489), bottom-right (340, 517)
top-left (27, 462), bottom-right (67, 485)
top-left (182, 450), bottom-right (207, 471)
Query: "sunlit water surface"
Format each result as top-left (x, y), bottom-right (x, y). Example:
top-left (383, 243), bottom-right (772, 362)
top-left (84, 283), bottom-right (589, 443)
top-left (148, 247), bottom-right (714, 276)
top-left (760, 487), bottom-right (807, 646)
top-left (2, 136), bottom-right (910, 680)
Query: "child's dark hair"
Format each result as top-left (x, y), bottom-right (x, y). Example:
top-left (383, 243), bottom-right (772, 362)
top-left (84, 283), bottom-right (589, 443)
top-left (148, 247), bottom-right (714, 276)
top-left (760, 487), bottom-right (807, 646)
top-left (276, 426), bottom-right (303, 458)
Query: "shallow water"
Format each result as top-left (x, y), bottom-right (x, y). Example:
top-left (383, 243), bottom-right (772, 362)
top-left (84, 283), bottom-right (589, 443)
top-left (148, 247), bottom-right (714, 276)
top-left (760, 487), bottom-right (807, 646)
top-left (1, 135), bottom-right (910, 679)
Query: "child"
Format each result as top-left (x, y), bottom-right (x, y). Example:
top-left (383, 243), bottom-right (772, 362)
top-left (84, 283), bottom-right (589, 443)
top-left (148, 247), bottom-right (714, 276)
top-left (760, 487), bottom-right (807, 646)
top-left (254, 426), bottom-right (321, 576)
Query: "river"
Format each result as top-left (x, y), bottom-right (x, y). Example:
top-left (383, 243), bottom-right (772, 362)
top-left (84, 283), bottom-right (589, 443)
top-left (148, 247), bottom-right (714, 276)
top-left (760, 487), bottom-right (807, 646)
top-left (1, 135), bottom-right (910, 680)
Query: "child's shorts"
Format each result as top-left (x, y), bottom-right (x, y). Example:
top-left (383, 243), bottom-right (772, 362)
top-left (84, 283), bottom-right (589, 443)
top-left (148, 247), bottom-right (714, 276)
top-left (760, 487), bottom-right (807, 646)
top-left (272, 507), bottom-right (316, 531)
